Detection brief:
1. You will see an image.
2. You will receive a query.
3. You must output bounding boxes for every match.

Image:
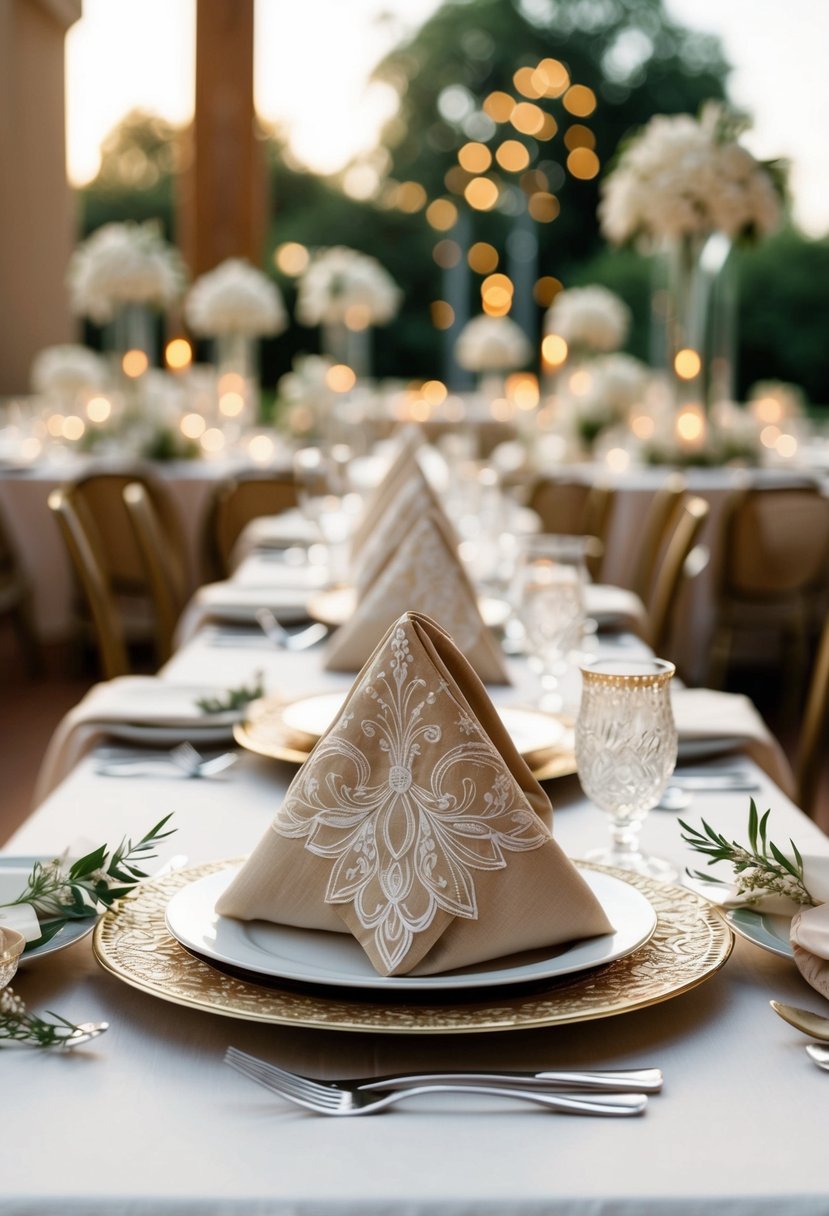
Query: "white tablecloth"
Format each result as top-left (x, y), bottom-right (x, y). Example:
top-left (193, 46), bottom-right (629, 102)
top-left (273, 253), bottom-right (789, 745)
top-left (2, 625), bottom-right (828, 1214)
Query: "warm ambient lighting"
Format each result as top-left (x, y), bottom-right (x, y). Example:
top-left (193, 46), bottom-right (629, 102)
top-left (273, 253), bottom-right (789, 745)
top-left (483, 91), bottom-right (515, 123)
top-left (541, 334), bottom-right (568, 367)
top-left (218, 391), bottom-right (245, 418)
top-left (464, 176), bottom-right (499, 210)
top-left (180, 412), bottom-right (206, 439)
top-left (605, 447), bottom-right (631, 472)
top-left (458, 141), bottom-right (492, 174)
top-left (563, 84), bottom-right (597, 116)
top-left (122, 349), bottom-right (148, 378)
top-left (675, 348), bottom-right (702, 380)
top-left (326, 364), bottom-right (357, 392)
top-left (61, 415), bottom-right (85, 441)
top-left (430, 300), bottom-right (455, 329)
top-left (468, 242), bottom-right (499, 274)
top-left (528, 192), bottom-right (560, 222)
top-left (425, 199), bottom-right (458, 231)
top-left (421, 379), bottom-right (448, 406)
top-left (165, 338), bottom-right (192, 371)
top-left (510, 102), bottom-right (545, 136)
top-left (506, 373), bottom-right (540, 410)
top-left (274, 242), bottom-right (310, 275)
top-left (495, 139), bottom-right (531, 172)
top-left (344, 303), bottom-right (372, 331)
top-left (534, 276), bottom-right (562, 306)
top-left (776, 433), bottom-right (798, 458)
top-left (85, 395), bottom-right (112, 423)
top-left (567, 148), bottom-right (600, 180)
top-left (676, 404), bottom-right (706, 444)
top-left (200, 426), bottom-right (226, 453)
top-left (631, 413), bottom-right (655, 440)
top-left (533, 58), bottom-right (570, 97)
top-left (433, 239), bottom-right (461, 268)
top-left (247, 433), bottom-right (276, 464)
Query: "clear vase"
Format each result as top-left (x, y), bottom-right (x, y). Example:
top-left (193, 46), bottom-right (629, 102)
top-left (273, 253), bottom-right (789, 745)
top-left (213, 333), bottom-right (259, 430)
top-left (652, 232), bottom-right (736, 411)
top-left (108, 303), bottom-right (157, 371)
top-left (321, 320), bottom-right (372, 378)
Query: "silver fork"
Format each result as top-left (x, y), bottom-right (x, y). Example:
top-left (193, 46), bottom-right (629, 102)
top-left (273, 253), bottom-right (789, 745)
top-left (255, 608), bottom-right (329, 652)
top-left (95, 743), bottom-right (237, 779)
top-left (224, 1048), bottom-right (649, 1117)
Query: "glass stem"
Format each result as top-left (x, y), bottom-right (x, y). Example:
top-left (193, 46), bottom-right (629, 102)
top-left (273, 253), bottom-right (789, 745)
top-left (610, 818), bottom-right (642, 858)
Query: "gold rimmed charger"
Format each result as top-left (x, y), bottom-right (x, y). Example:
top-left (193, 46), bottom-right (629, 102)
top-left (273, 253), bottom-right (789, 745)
top-left (92, 860), bottom-right (732, 1035)
top-left (233, 692), bottom-right (577, 780)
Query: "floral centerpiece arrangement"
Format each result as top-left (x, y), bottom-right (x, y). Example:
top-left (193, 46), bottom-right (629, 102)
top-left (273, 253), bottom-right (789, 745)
top-left (599, 104), bottom-right (784, 412)
top-left (30, 345), bottom-right (108, 399)
top-left (544, 285), bottom-right (630, 355)
top-left (557, 352), bottom-right (650, 450)
top-left (185, 258), bottom-right (286, 340)
top-left (296, 246), bottom-right (401, 376)
top-left (455, 314), bottom-right (532, 375)
top-left (67, 221), bottom-right (186, 325)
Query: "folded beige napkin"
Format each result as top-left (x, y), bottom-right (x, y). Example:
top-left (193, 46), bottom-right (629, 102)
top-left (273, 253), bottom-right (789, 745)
top-left (670, 687), bottom-right (795, 797)
top-left (33, 676), bottom-right (241, 807)
top-left (790, 879), bottom-right (829, 999)
top-left (218, 611), bottom-right (612, 977)
top-left (351, 463), bottom-right (450, 595)
top-left (584, 584), bottom-right (649, 637)
top-left (349, 427), bottom-right (425, 559)
top-left (324, 509), bottom-right (510, 684)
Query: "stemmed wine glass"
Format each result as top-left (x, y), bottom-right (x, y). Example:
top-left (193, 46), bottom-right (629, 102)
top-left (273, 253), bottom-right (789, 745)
top-left (0, 926), bottom-right (25, 991)
top-left (292, 445), bottom-right (362, 586)
top-left (512, 534), bottom-right (587, 712)
top-left (575, 657), bottom-right (678, 881)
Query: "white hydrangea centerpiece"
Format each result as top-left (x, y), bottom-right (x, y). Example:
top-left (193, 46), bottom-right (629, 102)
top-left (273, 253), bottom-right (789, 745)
top-left (185, 258), bottom-right (287, 338)
top-left (296, 246), bottom-right (401, 328)
top-left (545, 286), bottom-right (631, 354)
top-left (454, 314), bottom-right (532, 373)
top-left (599, 104), bottom-right (783, 247)
top-left (30, 345), bottom-right (108, 397)
top-left (67, 221), bottom-right (186, 323)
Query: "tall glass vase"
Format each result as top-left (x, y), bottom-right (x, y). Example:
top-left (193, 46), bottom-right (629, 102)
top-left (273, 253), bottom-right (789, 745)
top-left (108, 303), bottom-right (157, 370)
top-left (213, 332), bottom-right (259, 430)
top-left (653, 232), bottom-right (736, 411)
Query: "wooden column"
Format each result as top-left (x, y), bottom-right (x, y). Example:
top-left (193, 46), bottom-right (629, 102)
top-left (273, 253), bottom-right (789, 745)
top-left (178, 0), bottom-right (266, 277)
top-left (0, 0), bottom-right (82, 393)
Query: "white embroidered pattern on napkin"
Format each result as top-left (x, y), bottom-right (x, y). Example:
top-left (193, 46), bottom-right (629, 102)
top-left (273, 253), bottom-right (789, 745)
top-left (272, 624), bottom-right (547, 972)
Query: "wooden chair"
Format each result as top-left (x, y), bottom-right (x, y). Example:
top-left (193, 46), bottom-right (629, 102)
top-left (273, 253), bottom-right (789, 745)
top-left (796, 612), bottom-right (829, 820)
top-left (0, 501), bottom-right (40, 675)
top-left (707, 484), bottom-right (829, 692)
top-left (527, 476), bottom-right (615, 581)
top-left (48, 486), bottom-right (130, 679)
top-left (123, 483), bottom-right (188, 664)
top-left (58, 465), bottom-right (189, 666)
top-left (645, 495), bottom-right (710, 659)
top-left (629, 473), bottom-right (688, 605)
top-left (202, 469), bottom-right (298, 580)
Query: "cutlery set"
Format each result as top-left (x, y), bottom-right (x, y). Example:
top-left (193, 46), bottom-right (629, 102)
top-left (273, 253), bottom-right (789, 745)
top-left (94, 741), bottom-right (238, 779)
top-left (224, 1047), bottom-right (662, 1118)
top-left (770, 1001), bottom-right (829, 1072)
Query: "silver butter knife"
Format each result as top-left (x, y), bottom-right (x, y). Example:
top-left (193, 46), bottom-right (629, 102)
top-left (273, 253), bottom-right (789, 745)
top-left (352, 1067), bottom-right (663, 1093)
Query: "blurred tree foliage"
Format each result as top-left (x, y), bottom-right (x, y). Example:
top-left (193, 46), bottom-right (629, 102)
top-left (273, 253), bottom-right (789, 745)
top-left (74, 1), bottom-right (829, 404)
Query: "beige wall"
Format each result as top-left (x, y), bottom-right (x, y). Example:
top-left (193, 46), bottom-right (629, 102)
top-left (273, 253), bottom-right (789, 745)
top-left (0, 0), bottom-right (81, 394)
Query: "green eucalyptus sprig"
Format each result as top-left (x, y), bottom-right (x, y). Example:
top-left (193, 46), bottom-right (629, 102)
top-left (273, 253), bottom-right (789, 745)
top-left (679, 799), bottom-right (815, 906)
top-left (0, 988), bottom-right (88, 1048)
top-left (1, 814), bottom-right (175, 951)
top-left (195, 673), bottom-right (264, 715)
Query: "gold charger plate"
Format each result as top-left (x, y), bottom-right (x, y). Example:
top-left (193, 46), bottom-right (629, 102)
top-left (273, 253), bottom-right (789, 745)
top-left (233, 693), bottom-right (577, 781)
top-left (93, 861), bottom-right (732, 1035)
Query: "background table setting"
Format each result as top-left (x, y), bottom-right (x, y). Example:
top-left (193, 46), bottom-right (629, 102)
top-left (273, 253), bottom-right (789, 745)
top-left (4, 430), bottom-right (829, 1216)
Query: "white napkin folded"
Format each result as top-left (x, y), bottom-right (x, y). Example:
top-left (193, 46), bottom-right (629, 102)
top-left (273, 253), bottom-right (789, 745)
top-left (229, 510), bottom-right (320, 567)
top-left (791, 895), bottom-right (829, 1000)
top-left (584, 584), bottom-right (649, 636)
top-left (33, 676), bottom-right (243, 807)
top-left (670, 687), bottom-right (795, 796)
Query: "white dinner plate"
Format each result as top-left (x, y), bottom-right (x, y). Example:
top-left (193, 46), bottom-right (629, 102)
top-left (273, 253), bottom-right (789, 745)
top-left (676, 736), bottom-right (747, 762)
top-left (165, 865), bottom-right (657, 992)
top-left (723, 907), bottom-right (794, 959)
top-left (0, 857), bottom-right (96, 965)
top-left (306, 586), bottom-right (511, 630)
top-left (277, 691), bottom-right (567, 758)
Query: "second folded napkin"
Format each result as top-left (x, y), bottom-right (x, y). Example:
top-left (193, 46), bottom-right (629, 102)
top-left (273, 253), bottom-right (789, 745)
top-left (218, 611), bottom-right (613, 976)
top-left (323, 509), bottom-right (510, 684)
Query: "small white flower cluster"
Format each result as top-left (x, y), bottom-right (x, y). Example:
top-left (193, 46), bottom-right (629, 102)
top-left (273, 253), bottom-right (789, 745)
top-left (30, 344), bottom-right (108, 396)
top-left (67, 221), bottom-right (186, 323)
top-left (0, 988), bottom-right (25, 1017)
top-left (545, 286), bottom-right (630, 353)
top-left (185, 258), bottom-right (287, 338)
top-left (296, 247), bottom-right (402, 327)
top-left (599, 106), bottom-right (782, 246)
top-left (454, 315), bottom-right (532, 373)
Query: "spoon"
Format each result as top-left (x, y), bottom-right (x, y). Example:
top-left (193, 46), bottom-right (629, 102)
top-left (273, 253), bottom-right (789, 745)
top-left (770, 1000), bottom-right (829, 1040)
top-left (255, 608), bottom-right (328, 651)
top-left (806, 1044), bottom-right (829, 1070)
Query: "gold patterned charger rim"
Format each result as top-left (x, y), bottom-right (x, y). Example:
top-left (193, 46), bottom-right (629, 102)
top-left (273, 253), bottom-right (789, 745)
top-left (233, 692), bottom-right (577, 781)
top-left (92, 860), bottom-right (732, 1035)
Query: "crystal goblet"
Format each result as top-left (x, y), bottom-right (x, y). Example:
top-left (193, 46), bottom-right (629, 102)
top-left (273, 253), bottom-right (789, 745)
top-left (575, 657), bottom-right (678, 881)
top-left (512, 534), bottom-right (587, 712)
top-left (292, 445), bottom-right (362, 585)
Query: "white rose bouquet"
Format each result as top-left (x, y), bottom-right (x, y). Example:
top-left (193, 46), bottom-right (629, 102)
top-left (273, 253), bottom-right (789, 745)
top-left (454, 314), bottom-right (532, 373)
top-left (30, 345), bottom-right (108, 397)
top-left (67, 221), bottom-right (186, 323)
top-left (545, 286), bottom-right (630, 354)
top-left (600, 104), bottom-right (783, 248)
top-left (185, 258), bottom-right (287, 338)
top-left (296, 247), bottom-right (401, 327)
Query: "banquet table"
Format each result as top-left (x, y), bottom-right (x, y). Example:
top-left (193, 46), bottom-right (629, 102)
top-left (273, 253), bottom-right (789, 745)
top-left (3, 619), bottom-right (829, 1215)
